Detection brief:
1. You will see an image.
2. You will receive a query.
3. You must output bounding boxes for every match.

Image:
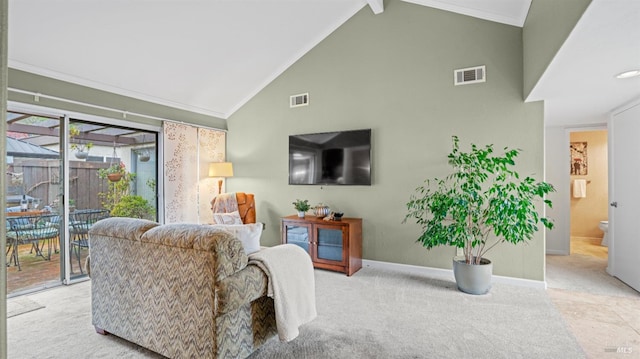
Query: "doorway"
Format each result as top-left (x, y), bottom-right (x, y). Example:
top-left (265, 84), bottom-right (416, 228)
top-left (568, 129), bottom-right (608, 260)
top-left (544, 126), bottom-right (635, 297)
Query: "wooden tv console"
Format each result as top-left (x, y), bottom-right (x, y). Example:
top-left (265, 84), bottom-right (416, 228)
top-left (281, 215), bottom-right (362, 276)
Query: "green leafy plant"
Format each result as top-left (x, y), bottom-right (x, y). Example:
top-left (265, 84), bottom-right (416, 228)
top-left (69, 125), bottom-right (93, 153)
top-left (404, 136), bottom-right (555, 265)
top-left (111, 195), bottom-right (155, 220)
top-left (70, 141), bottom-right (93, 152)
top-left (146, 178), bottom-right (156, 191)
top-left (97, 166), bottom-right (136, 211)
top-left (292, 199), bottom-right (311, 212)
top-left (98, 162), bottom-right (127, 177)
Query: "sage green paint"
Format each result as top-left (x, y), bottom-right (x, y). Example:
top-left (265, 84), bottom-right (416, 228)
top-left (227, 0), bottom-right (546, 280)
top-left (523, 0), bottom-right (592, 99)
top-left (8, 69), bottom-right (227, 130)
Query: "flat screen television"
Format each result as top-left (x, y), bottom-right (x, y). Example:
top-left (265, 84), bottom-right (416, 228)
top-left (289, 129), bottom-right (371, 185)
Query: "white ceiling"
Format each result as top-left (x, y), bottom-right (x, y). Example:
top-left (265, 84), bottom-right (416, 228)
top-left (527, 0), bottom-right (640, 127)
top-left (8, 0), bottom-right (639, 126)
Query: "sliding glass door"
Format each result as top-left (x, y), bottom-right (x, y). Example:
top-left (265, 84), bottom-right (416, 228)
top-left (6, 112), bottom-right (63, 295)
top-left (5, 108), bottom-right (159, 295)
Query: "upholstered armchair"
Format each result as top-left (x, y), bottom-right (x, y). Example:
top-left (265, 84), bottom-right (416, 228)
top-left (210, 192), bottom-right (256, 224)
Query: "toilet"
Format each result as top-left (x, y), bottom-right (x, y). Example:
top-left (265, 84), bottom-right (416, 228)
top-left (598, 220), bottom-right (609, 247)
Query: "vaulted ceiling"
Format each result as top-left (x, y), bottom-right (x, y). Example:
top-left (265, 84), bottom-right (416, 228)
top-left (527, 0), bottom-right (640, 126)
top-left (8, 0), bottom-right (640, 126)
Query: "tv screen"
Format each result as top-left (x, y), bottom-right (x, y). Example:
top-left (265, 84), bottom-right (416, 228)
top-left (289, 129), bottom-right (371, 185)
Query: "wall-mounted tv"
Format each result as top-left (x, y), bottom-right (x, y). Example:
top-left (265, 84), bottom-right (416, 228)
top-left (289, 129), bottom-right (371, 185)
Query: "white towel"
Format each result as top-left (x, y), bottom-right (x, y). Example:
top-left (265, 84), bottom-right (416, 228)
top-left (573, 179), bottom-right (587, 198)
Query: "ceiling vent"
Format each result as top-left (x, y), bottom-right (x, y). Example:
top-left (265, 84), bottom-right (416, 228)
top-left (290, 93), bottom-right (309, 108)
top-left (454, 65), bottom-right (486, 86)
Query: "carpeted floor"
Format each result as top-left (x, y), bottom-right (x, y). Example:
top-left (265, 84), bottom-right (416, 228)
top-left (546, 253), bottom-right (638, 298)
top-left (250, 266), bottom-right (584, 358)
top-left (8, 265), bottom-right (586, 359)
top-left (6, 296), bottom-right (45, 318)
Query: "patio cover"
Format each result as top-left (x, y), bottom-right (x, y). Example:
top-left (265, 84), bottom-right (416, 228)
top-left (7, 136), bottom-right (59, 159)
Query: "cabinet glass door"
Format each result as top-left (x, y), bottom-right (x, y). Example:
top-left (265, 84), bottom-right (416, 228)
top-left (316, 227), bottom-right (343, 262)
top-left (285, 225), bottom-right (310, 254)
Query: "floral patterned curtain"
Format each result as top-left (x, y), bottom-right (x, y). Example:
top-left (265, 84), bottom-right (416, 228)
top-left (163, 122), bottom-right (225, 224)
top-left (198, 128), bottom-right (226, 223)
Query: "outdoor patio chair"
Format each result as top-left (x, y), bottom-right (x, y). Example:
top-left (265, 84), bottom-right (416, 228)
top-left (70, 209), bottom-right (110, 274)
top-left (6, 227), bottom-right (18, 269)
top-left (6, 213), bottom-right (60, 271)
top-left (5, 207), bottom-right (22, 269)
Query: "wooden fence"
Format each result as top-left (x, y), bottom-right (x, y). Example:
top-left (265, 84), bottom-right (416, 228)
top-left (7, 158), bottom-right (110, 211)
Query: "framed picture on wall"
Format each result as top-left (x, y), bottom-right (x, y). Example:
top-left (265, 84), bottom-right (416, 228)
top-left (570, 142), bottom-right (588, 175)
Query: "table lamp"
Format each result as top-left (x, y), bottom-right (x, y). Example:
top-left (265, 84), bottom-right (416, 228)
top-left (208, 162), bottom-right (234, 194)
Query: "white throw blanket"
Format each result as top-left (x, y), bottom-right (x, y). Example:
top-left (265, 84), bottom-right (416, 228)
top-left (249, 244), bottom-right (317, 342)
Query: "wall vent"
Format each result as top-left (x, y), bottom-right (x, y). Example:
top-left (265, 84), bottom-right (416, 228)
top-left (454, 65), bottom-right (486, 86)
top-left (290, 93), bottom-right (309, 108)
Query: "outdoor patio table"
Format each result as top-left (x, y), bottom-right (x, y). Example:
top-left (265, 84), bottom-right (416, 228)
top-left (6, 210), bottom-right (46, 217)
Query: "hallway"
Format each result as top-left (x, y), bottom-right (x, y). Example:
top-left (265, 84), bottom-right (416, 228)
top-left (546, 238), bottom-right (639, 357)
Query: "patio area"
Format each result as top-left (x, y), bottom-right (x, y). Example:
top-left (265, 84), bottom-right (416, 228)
top-left (6, 241), bottom-right (89, 296)
top-left (5, 111), bottom-right (159, 297)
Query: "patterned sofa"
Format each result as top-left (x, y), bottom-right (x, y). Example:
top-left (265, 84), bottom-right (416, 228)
top-left (88, 217), bottom-right (277, 358)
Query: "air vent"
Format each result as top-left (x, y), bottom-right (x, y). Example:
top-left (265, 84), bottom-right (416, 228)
top-left (454, 65), bottom-right (486, 86)
top-left (290, 93), bottom-right (309, 108)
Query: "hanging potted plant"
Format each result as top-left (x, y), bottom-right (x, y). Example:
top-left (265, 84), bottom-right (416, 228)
top-left (138, 135), bottom-right (152, 162)
top-left (139, 150), bottom-right (151, 162)
top-left (404, 136), bottom-right (555, 295)
top-left (97, 168), bottom-right (136, 212)
top-left (71, 142), bottom-right (93, 159)
top-left (69, 125), bottom-right (93, 159)
top-left (99, 162), bottom-right (127, 182)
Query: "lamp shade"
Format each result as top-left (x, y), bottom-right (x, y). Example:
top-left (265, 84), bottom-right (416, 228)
top-left (209, 162), bottom-right (234, 177)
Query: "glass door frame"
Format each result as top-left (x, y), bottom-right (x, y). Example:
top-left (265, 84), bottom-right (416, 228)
top-left (8, 101), bottom-right (162, 286)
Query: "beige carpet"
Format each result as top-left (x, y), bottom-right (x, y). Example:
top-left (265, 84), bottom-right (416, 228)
top-left (8, 265), bottom-right (584, 359)
top-left (6, 297), bottom-right (45, 318)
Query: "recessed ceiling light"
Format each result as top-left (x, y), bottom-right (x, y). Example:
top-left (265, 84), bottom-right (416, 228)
top-left (615, 70), bottom-right (640, 79)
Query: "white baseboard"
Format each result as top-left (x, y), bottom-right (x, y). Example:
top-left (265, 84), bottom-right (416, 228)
top-left (362, 259), bottom-right (547, 290)
top-left (546, 249), bottom-right (569, 255)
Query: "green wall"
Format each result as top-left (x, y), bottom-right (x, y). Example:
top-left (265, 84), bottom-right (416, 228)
top-left (227, 0), bottom-right (546, 280)
top-left (523, 0), bottom-right (591, 98)
top-left (8, 69), bottom-right (227, 129)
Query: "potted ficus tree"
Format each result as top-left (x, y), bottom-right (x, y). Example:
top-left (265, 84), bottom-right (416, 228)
top-left (404, 136), bottom-right (555, 295)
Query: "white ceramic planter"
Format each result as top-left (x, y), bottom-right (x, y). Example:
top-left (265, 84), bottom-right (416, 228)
top-left (452, 256), bottom-right (492, 295)
top-left (75, 151), bottom-right (89, 159)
